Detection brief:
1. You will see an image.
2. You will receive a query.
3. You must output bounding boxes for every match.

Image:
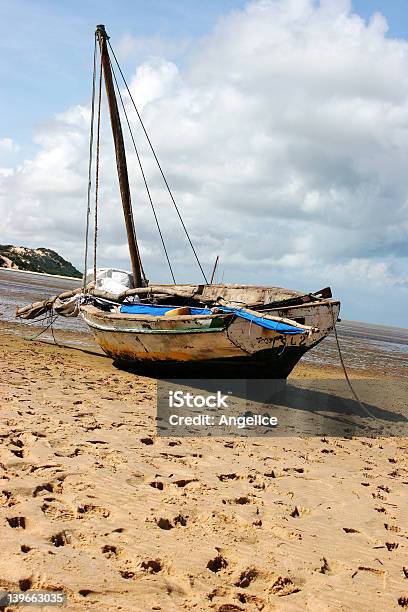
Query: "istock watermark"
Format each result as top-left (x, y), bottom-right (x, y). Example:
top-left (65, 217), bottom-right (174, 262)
top-left (156, 378), bottom-right (408, 437)
top-left (169, 389), bottom-right (230, 409)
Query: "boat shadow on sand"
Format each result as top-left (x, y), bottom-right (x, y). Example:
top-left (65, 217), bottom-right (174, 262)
top-left (261, 381), bottom-right (408, 437)
top-left (41, 337), bottom-right (404, 434)
top-left (152, 376), bottom-right (408, 438)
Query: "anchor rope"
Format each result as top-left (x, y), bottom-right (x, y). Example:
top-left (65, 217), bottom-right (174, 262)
top-left (21, 312), bottom-right (59, 342)
top-left (329, 305), bottom-right (378, 421)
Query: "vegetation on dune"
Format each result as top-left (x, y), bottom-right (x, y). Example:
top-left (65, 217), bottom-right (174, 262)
top-left (0, 244), bottom-right (82, 278)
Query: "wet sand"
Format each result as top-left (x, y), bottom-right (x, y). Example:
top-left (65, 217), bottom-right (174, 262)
top-left (1, 319), bottom-right (408, 611)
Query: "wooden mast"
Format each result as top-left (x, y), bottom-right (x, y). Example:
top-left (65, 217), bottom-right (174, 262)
top-left (95, 24), bottom-right (144, 288)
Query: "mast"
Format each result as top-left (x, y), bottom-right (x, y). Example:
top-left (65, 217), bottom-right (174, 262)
top-left (95, 24), bottom-right (144, 288)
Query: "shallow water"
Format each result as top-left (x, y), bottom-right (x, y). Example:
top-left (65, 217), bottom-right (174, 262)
top-left (0, 268), bottom-right (85, 333)
top-left (1, 268), bottom-right (407, 376)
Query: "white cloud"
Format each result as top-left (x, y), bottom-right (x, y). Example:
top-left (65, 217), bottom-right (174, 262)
top-left (0, 137), bottom-right (18, 177)
top-left (128, 59), bottom-right (179, 110)
top-left (1, 0), bottom-right (408, 324)
top-left (0, 138), bottom-right (16, 152)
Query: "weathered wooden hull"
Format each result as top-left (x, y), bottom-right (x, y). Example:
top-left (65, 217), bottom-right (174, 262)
top-left (80, 297), bottom-right (340, 378)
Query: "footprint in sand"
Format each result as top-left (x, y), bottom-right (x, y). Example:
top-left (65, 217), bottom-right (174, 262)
top-left (100, 544), bottom-right (152, 581)
top-left (101, 544), bottom-right (122, 559)
top-left (29, 465), bottom-right (65, 479)
top-left (33, 482), bottom-right (57, 497)
top-left (6, 516), bottom-right (26, 529)
top-left (141, 559), bottom-right (163, 574)
top-left (290, 506), bottom-right (310, 518)
top-left (17, 578), bottom-right (34, 591)
top-left (235, 568), bottom-right (259, 588)
top-left (373, 492), bottom-right (387, 501)
top-left (223, 496), bottom-right (253, 505)
top-left (119, 569), bottom-right (136, 579)
top-left (385, 523), bottom-right (401, 533)
top-left (61, 476), bottom-right (95, 493)
top-left (50, 530), bottom-right (71, 547)
top-left (0, 490), bottom-right (17, 507)
top-left (149, 480), bottom-right (165, 490)
top-left (283, 467), bottom-right (305, 475)
top-left (77, 504), bottom-right (110, 519)
top-left (20, 545), bottom-right (31, 553)
top-left (269, 576), bottom-right (301, 597)
top-left (217, 473), bottom-right (242, 482)
top-left (41, 500), bottom-right (75, 521)
top-left (207, 555), bottom-right (228, 573)
top-left (236, 593), bottom-right (267, 608)
top-left (155, 514), bottom-right (188, 530)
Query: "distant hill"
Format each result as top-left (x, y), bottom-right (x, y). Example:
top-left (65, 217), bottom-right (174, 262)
top-left (0, 245), bottom-right (82, 278)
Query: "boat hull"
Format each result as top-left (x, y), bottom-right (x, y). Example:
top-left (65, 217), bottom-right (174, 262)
top-left (81, 299), bottom-right (340, 378)
top-left (112, 346), bottom-right (309, 378)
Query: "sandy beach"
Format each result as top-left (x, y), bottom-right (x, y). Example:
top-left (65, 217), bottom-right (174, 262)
top-left (0, 316), bottom-right (407, 611)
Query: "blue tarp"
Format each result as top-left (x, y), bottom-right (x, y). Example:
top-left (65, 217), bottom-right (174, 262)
top-left (120, 303), bottom-right (304, 335)
top-left (120, 304), bottom-right (212, 316)
top-left (219, 306), bottom-right (304, 335)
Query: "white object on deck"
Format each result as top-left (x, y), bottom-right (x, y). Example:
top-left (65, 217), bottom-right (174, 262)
top-left (86, 268), bottom-right (136, 298)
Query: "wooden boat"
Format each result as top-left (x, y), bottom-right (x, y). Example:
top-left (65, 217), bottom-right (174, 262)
top-left (80, 283), bottom-right (339, 378)
top-left (17, 25), bottom-right (341, 379)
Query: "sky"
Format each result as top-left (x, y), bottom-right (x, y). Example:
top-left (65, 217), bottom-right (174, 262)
top-left (0, 0), bottom-right (407, 327)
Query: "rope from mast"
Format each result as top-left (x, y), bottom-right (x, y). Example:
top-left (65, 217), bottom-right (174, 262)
top-left (109, 57), bottom-right (176, 284)
top-left (83, 34), bottom-right (97, 289)
top-left (93, 51), bottom-right (103, 283)
top-left (96, 24), bottom-right (145, 287)
top-left (86, 27), bottom-right (208, 285)
top-left (107, 40), bottom-right (209, 284)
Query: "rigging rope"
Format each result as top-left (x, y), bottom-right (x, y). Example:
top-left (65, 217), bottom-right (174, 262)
top-left (83, 34), bottom-right (97, 289)
top-left (107, 40), bottom-right (209, 284)
top-left (109, 57), bottom-right (176, 284)
top-left (93, 50), bottom-right (103, 284)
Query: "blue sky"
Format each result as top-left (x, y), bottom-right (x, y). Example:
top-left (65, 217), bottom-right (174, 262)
top-left (0, 0), bottom-right (246, 153)
top-left (353, 0), bottom-right (408, 38)
top-left (1, 1), bottom-right (407, 326)
top-left (2, 0), bottom-right (406, 152)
